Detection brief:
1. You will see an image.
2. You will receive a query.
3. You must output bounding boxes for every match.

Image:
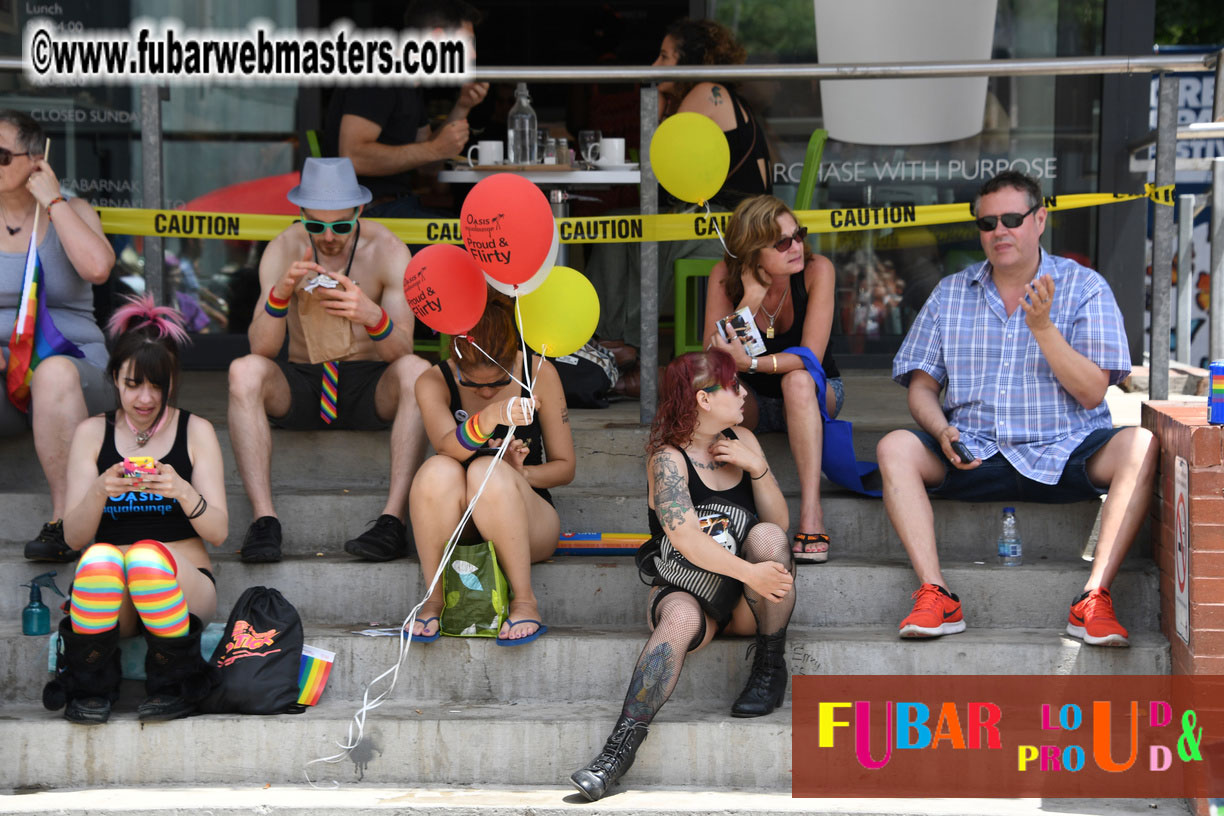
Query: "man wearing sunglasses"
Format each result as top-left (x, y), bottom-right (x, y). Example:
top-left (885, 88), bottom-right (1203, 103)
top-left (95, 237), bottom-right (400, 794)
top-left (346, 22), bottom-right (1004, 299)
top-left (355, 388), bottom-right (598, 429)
top-left (227, 157), bottom-right (430, 564)
top-left (877, 170), bottom-right (1157, 648)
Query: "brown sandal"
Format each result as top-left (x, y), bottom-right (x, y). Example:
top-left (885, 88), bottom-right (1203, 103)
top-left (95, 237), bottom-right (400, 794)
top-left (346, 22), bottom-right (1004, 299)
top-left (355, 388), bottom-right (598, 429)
top-left (793, 532), bottom-right (830, 564)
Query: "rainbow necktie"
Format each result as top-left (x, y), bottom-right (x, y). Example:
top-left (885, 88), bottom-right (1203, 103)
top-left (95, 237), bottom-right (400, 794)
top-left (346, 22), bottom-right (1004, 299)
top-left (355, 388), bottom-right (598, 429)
top-left (320, 361), bottom-right (339, 424)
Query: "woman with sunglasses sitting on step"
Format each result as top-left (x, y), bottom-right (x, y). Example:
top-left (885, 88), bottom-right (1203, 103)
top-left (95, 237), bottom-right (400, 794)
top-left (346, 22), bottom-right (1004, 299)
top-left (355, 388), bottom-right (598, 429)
top-left (406, 291), bottom-right (575, 646)
top-left (46, 295), bottom-right (228, 724)
top-left (570, 349), bottom-right (794, 801)
top-left (702, 194), bottom-right (842, 565)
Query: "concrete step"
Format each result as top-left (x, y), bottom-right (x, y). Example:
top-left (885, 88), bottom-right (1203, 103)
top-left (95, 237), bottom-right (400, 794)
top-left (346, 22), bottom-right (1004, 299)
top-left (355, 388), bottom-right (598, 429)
top-left (0, 412), bottom-right (875, 492)
top-left (0, 698), bottom-right (795, 790)
top-left (1, 555), bottom-right (1162, 631)
top-left (0, 786), bottom-right (1191, 816)
top-left (1, 622), bottom-right (1171, 705)
top-left (0, 489), bottom-right (1125, 565)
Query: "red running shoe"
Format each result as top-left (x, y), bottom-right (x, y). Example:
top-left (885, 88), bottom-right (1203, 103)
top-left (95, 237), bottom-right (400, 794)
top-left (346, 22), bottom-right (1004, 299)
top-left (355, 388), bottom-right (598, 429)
top-left (1066, 588), bottom-right (1129, 647)
top-left (899, 583), bottom-right (966, 638)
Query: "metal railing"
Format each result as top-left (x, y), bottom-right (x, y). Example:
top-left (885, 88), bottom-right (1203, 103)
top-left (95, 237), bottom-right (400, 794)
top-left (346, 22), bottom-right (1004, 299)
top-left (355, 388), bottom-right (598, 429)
top-left (3, 49), bottom-right (1222, 417)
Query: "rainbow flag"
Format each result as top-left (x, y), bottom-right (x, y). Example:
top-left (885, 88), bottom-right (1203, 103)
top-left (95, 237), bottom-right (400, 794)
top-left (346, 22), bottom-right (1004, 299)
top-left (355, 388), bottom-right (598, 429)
top-left (556, 531), bottom-right (650, 556)
top-left (5, 231), bottom-right (83, 412)
top-left (297, 644), bottom-right (335, 706)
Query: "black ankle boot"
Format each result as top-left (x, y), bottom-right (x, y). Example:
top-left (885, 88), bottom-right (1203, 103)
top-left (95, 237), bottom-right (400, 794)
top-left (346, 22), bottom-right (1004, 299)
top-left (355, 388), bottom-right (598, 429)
top-left (570, 717), bottom-right (650, 801)
top-left (43, 617), bottom-right (122, 725)
top-left (731, 629), bottom-right (788, 717)
top-left (139, 614), bottom-right (217, 721)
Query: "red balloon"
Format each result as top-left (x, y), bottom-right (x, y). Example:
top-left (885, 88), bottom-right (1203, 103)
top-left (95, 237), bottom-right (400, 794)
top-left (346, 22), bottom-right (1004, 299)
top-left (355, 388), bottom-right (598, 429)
top-left (403, 244), bottom-right (487, 335)
top-left (460, 173), bottom-right (555, 286)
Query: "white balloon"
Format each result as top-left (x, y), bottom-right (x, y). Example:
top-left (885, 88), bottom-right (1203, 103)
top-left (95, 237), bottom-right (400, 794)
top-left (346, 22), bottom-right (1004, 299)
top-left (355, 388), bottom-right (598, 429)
top-left (485, 222), bottom-right (559, 297)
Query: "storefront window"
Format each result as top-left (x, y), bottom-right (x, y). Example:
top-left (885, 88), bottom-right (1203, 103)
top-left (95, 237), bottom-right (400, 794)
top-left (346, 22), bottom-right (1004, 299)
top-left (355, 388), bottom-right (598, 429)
top-left (713, 0), bottom-right (1110, 358)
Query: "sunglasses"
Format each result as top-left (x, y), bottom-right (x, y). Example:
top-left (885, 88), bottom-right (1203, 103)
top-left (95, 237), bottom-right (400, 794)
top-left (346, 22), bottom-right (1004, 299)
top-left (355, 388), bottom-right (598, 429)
top-left (458, 374), bottom-right (512, 389)
top-left (0, 147), bottom-right (31, 166)
top-left (701, 377), bottom-right (743, 395)
top-left (975, 203), bottom-right (1040, 232)
top-left (771, 226), bottom-right (808, 252)
top-left (300, 215), bottom-right (358, 235)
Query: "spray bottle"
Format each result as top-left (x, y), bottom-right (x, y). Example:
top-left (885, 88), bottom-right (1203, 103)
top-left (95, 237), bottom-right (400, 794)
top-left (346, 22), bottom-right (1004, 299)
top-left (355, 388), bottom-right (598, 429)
top-left (21, 572), bottom-right (65, 636)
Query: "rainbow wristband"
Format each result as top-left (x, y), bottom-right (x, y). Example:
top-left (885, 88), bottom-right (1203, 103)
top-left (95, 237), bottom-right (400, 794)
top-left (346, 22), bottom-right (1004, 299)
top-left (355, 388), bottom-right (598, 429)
top-left (264, 291), bottom-right (290, 318)
top-left (456, 413), bottom-right (491, 451)
top-left (366, 309), bottom-right (392, 341)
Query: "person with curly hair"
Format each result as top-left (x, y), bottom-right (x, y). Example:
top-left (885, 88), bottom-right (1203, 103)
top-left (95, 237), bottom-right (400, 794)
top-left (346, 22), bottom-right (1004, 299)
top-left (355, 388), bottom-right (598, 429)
top-left (703, 194), bottom-right (842, 564)
top-left (588, 19), bottom-right (772, 393)
top-left (569, 349), bottom-right (794, 801)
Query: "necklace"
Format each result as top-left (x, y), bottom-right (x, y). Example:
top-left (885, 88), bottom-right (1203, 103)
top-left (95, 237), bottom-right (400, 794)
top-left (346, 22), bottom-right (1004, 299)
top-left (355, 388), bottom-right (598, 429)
top-left (123, 409), bottom-right (168, 447)
top-left (758, 286), bottom-right (789, 339)
top-left (0, 203), bottom-right (33, 236)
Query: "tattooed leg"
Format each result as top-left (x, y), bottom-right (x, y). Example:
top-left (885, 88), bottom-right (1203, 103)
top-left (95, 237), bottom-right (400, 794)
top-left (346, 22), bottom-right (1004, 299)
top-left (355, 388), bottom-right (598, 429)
top-left (620, 591), bottom-right (706, 725)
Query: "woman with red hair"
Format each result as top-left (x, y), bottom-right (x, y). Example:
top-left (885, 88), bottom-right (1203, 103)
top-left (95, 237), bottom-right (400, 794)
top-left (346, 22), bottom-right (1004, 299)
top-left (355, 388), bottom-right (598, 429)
top-left (570, 349), bottom-right (794, 801)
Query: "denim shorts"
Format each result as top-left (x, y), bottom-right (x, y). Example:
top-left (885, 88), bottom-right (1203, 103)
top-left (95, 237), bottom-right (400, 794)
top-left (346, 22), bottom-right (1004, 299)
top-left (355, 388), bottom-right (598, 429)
top-left (748, 376), bottom-right (844, 435)
top-left (907, 426), bottom-right (1120, 503)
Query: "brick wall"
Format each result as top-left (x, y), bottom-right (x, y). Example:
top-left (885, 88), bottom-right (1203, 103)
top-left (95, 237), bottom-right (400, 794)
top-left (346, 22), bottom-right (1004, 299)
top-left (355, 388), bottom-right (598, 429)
top-left (1141, 402), bottom-right (1224, 816)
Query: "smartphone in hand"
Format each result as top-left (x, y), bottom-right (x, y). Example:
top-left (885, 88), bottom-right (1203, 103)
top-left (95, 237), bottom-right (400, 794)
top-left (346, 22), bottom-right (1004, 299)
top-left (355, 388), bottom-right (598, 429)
top-left (949, 440), bottom-right (973, 464)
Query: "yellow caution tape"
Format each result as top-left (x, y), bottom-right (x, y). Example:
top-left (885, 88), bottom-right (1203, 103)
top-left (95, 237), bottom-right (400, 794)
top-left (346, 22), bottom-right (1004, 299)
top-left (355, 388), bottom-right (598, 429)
top-left (95, 186), bottom-right (1174, 246)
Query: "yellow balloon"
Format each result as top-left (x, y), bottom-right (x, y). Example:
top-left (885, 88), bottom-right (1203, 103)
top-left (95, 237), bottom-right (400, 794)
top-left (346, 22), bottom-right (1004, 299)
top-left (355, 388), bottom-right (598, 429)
top-left (515, 266), bottom-right (600, 358)
top-left (649, 112), bottom-right (730, 205)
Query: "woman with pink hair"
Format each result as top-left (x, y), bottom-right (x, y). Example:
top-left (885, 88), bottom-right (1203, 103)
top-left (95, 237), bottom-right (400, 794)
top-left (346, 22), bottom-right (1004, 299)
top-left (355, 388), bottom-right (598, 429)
top-left (47, 296), bottom-right (228, 724)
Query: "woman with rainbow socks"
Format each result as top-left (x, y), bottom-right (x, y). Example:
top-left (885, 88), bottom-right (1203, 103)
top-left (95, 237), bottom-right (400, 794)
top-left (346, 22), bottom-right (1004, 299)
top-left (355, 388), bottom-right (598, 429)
top-left (44, 295), bottom-right (228, 724)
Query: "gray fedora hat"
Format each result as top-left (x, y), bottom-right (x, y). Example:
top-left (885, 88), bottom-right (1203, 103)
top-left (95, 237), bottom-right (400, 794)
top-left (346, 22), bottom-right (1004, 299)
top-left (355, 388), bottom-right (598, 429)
top-left (287, 157), bottom-right (372, 209)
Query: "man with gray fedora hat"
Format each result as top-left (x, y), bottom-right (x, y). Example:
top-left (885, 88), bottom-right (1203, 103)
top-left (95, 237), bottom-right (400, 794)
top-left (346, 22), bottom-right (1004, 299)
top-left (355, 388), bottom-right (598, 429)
top-left (228, 157), bottom-right (430, 563)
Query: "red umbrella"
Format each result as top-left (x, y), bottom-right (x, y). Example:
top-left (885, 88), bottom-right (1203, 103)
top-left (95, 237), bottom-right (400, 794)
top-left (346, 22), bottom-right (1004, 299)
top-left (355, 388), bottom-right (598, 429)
top-left (180, 172), bottom-right (301, 215)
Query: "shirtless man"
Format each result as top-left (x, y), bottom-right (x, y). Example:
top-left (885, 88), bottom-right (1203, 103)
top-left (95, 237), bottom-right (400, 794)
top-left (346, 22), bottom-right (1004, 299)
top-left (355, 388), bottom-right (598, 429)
top-left (227, 157), bottom-right (429, 563)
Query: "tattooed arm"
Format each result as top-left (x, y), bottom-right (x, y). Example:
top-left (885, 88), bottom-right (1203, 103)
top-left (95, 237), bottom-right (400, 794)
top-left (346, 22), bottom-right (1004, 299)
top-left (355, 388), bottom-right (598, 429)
top-left (648, 447), bottom-right (755, 582)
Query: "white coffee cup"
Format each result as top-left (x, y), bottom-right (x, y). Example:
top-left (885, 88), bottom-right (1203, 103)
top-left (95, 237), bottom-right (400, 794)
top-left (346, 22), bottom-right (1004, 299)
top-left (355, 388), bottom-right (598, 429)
top-left (467, 140), bottom-right (504, 167)
top-left (584, 137), bottom-right (626, 167)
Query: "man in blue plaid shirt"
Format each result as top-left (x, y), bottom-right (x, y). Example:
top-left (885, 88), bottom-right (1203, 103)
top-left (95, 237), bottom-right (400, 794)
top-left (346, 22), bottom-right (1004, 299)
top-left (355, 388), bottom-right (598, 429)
top-left (877, 171), bottom-right (1158, 647)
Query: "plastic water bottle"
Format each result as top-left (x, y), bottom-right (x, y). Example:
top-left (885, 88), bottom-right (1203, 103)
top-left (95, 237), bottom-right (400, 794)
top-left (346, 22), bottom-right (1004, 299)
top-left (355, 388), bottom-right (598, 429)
top-left (997, 507), bottom-right (1022, 566)
top-left (507, 82), bottom-right (537, 165)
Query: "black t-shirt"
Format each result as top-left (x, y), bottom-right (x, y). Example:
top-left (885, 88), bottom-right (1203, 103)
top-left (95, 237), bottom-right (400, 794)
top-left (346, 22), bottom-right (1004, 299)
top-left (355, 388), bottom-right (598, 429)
top-left (323, 86), bottom-right (428, 199)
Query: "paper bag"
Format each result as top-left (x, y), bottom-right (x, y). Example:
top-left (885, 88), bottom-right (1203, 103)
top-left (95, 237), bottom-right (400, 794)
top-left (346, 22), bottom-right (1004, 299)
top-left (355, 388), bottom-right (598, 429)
top-left (296, 288), bottom-right (354, 364)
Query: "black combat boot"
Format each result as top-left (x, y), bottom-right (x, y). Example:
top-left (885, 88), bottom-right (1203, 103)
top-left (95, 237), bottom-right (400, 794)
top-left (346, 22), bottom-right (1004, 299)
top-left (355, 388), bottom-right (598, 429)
top-left (730, 628), bottom-right (788, 717)
top-left (138, 614), bottom-right (216, 721)
top-left (570, 717), bottom-right (650, 801)
top-left (43, 616), bottom-right (122, 724)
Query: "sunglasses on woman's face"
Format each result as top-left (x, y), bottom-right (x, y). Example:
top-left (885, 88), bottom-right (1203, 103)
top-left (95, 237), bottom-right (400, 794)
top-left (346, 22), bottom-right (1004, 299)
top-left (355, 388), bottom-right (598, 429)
top-left (0, 147), bottom-right (31, 166)
top-left (458, 374), bottom-right (512, 389)
top-left (975, 203), bottom-right (1040, 232)
top-left (300, 215), bottom-right (358, 235)
top-left (772, 226), bottom-right (808, 252)
top-left (701, 377), bottom-right (743, 395)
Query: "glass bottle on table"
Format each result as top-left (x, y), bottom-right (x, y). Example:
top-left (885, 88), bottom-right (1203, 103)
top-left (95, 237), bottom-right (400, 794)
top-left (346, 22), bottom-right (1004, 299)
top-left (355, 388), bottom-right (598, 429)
top-left (507, 82), bottom-right (538, 165)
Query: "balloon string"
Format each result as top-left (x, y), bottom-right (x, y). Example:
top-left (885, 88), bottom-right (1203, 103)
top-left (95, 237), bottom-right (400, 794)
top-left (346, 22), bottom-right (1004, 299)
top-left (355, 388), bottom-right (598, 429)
top-left (305, 429), bottom-right (516, 788)
top-left (705, 201), bottom-right (735, 259)
top-left (511, 295), bottom-right (547, 397)
top-left (462, 336), bottom-right (532, 393)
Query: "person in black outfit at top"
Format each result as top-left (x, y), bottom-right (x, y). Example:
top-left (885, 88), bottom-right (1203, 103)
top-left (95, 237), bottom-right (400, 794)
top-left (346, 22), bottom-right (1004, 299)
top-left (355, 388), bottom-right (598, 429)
top-left (587, 18), bottom-right (773, 395)
top-left (702, 194), bottom-right (843, 564)
top-left (323, 0), bottom-right (489, 220)
top-left (570, 349), bottom-right (794, 801)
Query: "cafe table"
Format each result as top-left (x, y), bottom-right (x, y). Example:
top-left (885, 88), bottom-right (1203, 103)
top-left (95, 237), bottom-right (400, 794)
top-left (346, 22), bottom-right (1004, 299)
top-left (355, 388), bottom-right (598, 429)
top-left (437, 164), bottom-right (642, 266)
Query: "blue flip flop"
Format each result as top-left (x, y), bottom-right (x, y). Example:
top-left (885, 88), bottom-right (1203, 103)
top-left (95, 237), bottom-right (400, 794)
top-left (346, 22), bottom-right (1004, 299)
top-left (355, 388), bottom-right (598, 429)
top-left (403, 616), bottom-right (441, 643)
top-left (495, 619), bottom-right (548, 647)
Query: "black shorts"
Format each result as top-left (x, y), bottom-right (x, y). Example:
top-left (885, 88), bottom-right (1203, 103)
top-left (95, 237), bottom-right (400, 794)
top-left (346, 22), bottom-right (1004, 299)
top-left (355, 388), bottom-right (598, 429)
top-left (270, 360), bottom-right (391, 431)
top-left (908, 427), bottom-right (1119, 503)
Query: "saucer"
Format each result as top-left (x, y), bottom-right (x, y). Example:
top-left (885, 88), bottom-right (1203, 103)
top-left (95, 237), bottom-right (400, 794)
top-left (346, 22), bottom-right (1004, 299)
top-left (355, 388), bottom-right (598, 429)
top-left (591, 162), bottom-right (639, 171)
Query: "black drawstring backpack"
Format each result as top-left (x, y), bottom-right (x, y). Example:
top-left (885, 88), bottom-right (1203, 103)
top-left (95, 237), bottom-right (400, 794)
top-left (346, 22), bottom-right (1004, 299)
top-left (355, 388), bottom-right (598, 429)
top-left (199, 586), bottom-right (305, 715)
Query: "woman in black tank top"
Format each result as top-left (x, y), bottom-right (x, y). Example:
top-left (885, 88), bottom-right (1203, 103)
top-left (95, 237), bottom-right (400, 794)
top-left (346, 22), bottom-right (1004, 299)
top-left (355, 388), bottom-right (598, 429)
top-left (571, 350), bottom-right (796, 802)
top-left (407, 294), bottom-right (575, 645)
top-left (703, 195), bottom-right (844, 565)
top-left (51, 296), bottom-right (227, 724)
